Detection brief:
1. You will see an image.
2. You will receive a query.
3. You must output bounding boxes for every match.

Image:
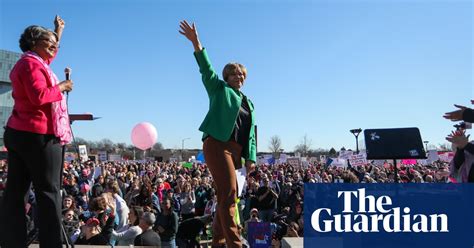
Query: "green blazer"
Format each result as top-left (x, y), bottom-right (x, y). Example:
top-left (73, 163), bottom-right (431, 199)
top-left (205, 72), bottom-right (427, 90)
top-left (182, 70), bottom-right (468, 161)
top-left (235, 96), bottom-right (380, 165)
top-left (194, 48), bottom-right (256, 163)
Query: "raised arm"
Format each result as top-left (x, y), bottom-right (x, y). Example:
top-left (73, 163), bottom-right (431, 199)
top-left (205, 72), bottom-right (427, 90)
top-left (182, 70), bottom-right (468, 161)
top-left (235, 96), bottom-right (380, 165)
top-left (179, 20), bottom-right (221, 96)
top-left (54, 15), bottom-right (65, 42)
top-left (179, 20), bottom-right (202, 52)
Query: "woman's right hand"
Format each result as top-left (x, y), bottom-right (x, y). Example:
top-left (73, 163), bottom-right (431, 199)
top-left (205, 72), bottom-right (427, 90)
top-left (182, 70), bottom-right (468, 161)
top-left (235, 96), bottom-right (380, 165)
top-left (58, 80), bottom-right (73, 93)
top-left (179, 20), bottom-right (202, 52)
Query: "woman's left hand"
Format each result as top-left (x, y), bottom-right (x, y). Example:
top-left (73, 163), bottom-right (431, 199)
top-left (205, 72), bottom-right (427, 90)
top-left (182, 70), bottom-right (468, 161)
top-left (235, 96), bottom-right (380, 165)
top-left (446, 130), bottom-right (470, 149)
top-left (55, 15), bottom-right (65, 30)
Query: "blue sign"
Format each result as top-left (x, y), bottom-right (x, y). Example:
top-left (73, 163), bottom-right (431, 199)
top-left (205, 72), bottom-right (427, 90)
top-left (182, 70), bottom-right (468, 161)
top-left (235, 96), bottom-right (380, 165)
top-left (248, 222), bottom-right (271, 248)
top-left (304, 184), bottom-right (474, 248)
top-left (196, 151), bottom-right (205, 163)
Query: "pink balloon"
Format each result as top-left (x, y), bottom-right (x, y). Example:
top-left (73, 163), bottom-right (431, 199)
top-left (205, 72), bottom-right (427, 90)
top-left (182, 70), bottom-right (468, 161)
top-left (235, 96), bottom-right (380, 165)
top-left (131, 122), bottom-right (158, 150)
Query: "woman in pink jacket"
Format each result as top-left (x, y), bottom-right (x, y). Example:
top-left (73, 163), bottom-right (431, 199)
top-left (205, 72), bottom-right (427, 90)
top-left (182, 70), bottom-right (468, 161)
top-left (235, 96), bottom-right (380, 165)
top-left (0, 15), bottom-right (73, 248)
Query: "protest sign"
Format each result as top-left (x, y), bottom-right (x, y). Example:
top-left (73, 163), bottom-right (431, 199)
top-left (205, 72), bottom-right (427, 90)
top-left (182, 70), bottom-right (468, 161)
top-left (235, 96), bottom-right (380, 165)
top-left (108, 154), bottom-right (122, 161)
top-left (287, 157), bottom-right (301, 168)
top-left (349, 154), bottom-right (367, 167)
top-left (339, 150), bottom-right (354, 160)
top-left (98, 151), bottom-right (107, 162)
top-left (78, 145), bottom-right (88, 162)
top-left (248, 222), bottom-right (271, 248)
top-left (331, 158), bottom-right (347, 168)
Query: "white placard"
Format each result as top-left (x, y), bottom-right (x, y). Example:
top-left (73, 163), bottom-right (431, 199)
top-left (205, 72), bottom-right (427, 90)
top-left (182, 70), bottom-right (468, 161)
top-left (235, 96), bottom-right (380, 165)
top-left (426, 150), bottom-right (439, 164)
top-left (236, 167), bottom-right (247, 197)
top-left (108, 154), bottom-right (122, 162)
top-left (349, 154), bottom-right (367, 167)
top-left (331, 158), bottom-right (347, 168)
top-left (372, 160), bottom-right (386, 166)
top-left (93, 167), bottom-right (102, 179)
top-left (339, 150), bottom-right (354, 160)
top-left (287, 157), bottom-right (301, 167)
top-left (309, 157), bottom-right (319, 163)
top-left (98, 151), bottom-right (107, 162)
top-left (279, 153), bottom-right (288, 164)
top-left (78, 145), bottom-right (88, 162)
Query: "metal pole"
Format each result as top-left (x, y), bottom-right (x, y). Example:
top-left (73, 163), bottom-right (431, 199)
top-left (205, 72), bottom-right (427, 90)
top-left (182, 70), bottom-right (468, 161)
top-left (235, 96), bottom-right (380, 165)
top-left (356, 135), bottom-right (359, 154)
top-left (394, 159), bottom-right (399, 183)
top-left (181, 138), bottom-right (190, 162)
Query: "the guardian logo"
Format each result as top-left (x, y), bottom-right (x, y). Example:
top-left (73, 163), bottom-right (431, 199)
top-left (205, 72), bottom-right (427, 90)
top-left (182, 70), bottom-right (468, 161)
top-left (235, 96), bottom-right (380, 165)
top-left (311, 188), bottom-right (449, 233)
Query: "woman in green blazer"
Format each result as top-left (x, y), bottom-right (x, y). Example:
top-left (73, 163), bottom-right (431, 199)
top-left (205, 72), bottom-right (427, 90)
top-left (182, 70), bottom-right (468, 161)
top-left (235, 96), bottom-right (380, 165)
top-left (180, 20), bottom-right (256, 248)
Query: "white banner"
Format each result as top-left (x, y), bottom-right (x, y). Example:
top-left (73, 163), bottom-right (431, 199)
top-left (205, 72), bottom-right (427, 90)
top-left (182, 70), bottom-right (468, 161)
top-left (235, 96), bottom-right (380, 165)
top-left (279, 153), bottom-right (288, 164)
top-left (426, 150), bottom-right (439, 164)
top-left (331, 158), bottom-right (347, 168)
top-left (339, 150), bottom-right (354, 160)
top-left (349, 154), bottom-right (367, 167)
top-left (108, 154), bottom-right (122, 162)
top-left (287, 157), bottom-right (301, 167)
top-left (372, 160), bottom-right (386, 166)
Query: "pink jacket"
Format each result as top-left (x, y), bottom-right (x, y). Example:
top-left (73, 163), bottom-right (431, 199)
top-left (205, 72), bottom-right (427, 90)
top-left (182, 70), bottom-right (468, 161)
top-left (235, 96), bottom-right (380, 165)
top-left (7, 53), bottom-right (62, 134)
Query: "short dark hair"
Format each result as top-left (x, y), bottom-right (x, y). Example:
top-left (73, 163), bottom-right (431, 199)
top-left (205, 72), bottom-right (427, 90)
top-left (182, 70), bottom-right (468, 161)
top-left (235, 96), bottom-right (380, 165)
top-left (89, 196), bottom-right (107, 212)
top-left (19, 25), bottom-right (58, 52)
top-left (222, 63), bottom-right (247, 82)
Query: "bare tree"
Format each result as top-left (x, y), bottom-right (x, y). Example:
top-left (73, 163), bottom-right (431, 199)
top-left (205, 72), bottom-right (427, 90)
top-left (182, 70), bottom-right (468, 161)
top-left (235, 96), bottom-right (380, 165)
top-left (97, 138), bottom-right (115, 153)
top-left (294, 134), bottom-right (312, 156)
top-left (150, 142), bottom-right (164, 157)
top-left (268, 135), bottom-right (282, 154)
top-left (152, 142), bottom-right (164, 151)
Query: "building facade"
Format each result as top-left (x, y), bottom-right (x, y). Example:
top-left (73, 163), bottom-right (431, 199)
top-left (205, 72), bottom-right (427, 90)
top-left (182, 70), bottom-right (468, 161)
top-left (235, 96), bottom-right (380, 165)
top-left (0, 50), bottom-right (21, 146)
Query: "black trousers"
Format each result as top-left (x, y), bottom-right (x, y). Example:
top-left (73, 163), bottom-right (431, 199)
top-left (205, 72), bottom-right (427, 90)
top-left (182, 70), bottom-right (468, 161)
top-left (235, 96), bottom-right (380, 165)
top-left (0, 127), bottom-right (63, 248)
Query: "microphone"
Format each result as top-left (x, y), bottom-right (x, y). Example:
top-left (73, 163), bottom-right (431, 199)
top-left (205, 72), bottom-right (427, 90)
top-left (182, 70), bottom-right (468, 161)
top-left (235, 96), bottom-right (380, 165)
top-left (64, 67), bottom-right (71, 95)
top-left (65, 67), bottom-right (71, 80)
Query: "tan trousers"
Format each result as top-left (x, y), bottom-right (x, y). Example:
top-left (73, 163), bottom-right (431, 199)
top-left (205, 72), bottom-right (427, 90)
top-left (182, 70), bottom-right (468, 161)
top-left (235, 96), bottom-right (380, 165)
top-left (203, 136), bottom-right (242, 248)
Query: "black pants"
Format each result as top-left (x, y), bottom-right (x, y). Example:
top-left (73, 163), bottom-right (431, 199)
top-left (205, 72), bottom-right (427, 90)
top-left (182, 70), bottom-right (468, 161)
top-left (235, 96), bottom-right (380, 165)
top-left (0, 127), bottom-right (63, 248)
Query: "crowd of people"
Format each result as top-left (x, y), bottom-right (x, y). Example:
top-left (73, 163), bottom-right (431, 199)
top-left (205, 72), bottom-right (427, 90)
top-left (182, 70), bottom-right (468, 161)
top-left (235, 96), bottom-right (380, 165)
top-left (0, 11), bottom-right (472, 247)
top-left (0, 157), bottom-right (456, 247)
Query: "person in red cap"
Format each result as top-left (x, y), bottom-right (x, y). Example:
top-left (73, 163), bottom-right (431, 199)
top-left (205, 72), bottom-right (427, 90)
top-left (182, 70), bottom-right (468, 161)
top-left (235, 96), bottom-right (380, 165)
top-left (75, 212), bottom-right (114, 245)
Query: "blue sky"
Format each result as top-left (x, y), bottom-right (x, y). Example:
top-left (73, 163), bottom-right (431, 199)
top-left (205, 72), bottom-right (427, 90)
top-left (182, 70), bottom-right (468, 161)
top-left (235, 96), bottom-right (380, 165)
top-left (0, 0), bottom-right (472, 152)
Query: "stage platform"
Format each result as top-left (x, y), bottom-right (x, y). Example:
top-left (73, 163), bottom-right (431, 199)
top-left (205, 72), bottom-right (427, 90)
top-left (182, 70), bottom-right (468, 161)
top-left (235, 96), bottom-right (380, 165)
top-left (30, 238), bottom-right (306, 247)
top-left (282, 237), bottom-right (304, 247)
top-left (30, 246), bottom-right (160, 248)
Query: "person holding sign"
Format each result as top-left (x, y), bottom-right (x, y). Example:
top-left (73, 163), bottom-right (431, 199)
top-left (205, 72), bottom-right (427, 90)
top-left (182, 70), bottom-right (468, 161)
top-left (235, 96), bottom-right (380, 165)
top-left (179, 20), bottom-right (257, 248)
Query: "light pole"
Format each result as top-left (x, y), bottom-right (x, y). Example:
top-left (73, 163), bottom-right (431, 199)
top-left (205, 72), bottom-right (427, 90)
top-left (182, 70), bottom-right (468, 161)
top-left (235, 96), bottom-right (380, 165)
top-left (423, 141), bottom-right (429, 152)
top-left (350, 128), bottom-right (362, 154)
top-left (181, 137), bottom-right (190, 162)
